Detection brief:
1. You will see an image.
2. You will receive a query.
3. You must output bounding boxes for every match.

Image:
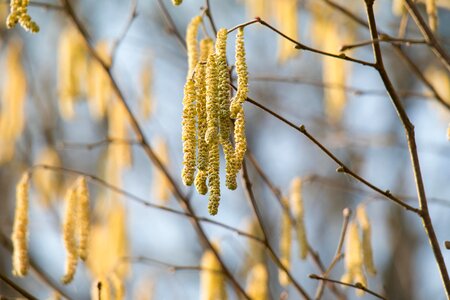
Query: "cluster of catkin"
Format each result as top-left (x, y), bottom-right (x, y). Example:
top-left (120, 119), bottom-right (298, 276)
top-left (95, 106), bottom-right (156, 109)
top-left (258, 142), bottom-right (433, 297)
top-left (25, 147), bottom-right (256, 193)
top-left (199, 242), bottom-right (227, 300)
top-left (341, 204), bottom-right (377, 296)
top-left (61, 176), bottom-right (90, 284)
top-left (181, 16), bottom-right (248, 215)
top-left (6, 0), bottom-right (39, 33)
top-left (279, 177), bottom-right (309, 286)
top-left (11, 173), bottom-right (90, 284)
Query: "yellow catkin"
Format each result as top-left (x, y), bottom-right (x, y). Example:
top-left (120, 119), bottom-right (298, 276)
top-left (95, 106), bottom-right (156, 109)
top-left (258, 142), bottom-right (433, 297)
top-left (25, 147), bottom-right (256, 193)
top-left (62, 187), bottom-right (78, 284)
top-left (205, 53), bottom-right (221, 215)
top-left (108, 101), bottom-right (133, 168)
top-left (246, 263), bottom-right (268, 300)
top-left (279, 198), bottom-right (292, 286)
top-left (447, 123), bottom-right (450, 140)
top-left (230, 28), bottom-right (248, 119)
top-left (33, 147), bottom-right (62, 205)
top-left (200, 246), bottom-right (227, 300)
top-left (172, 0), bottom-right (182, 5)
top-left (216, 28), bottom-right (237, 190)
top-left (392, 0), bottom-right (406, 16)
top-left (181, 79), bottom-right (197, 186)
top-left (0, 39), bottom-right (27, 164)
top-left (356, 205), bottom-right (376, 276)
top-left (186, 16), bottom-right (202, 77)
top-left (153, 137), bottom-right (171, 202)
top-left (11, 173), bottom-right (30, 277)
top-left (87, 41), bottom-right (112, 121)
top-left (234, 109), bottom-right (247, 173)
top-left (110, 272), bottom-right (125, 300)
top-left (290, 177), bottom-right (308, 260)
top-left (6, 0), bottom-right (39, 33)
top-left (195, 38), bottom-right (214, 195)
top-left (76, 176), bottom-right (90, 260)
top-left (425, 66), bottom-right (450, 117)
top-left (140, 63), bottom-right (153, 119)
top-left (274, 0), bottom-right (298, 63)
top-left (244, 0), bottom-right (270, 20)
top-left (341, 221), bottom-right (367, 295)
top-left (58, 25), bottom-right (88, 120)
top-left (426, 0), bottom-right (438, 32)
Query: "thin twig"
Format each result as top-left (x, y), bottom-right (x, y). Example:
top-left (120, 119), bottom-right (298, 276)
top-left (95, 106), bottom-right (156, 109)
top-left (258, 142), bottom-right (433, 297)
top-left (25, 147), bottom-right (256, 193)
top-left (314, 208), bottom-right (351, 300)
top-left (124, 256), bottom-right (222, 274)
top-left (340, 36), bottom-right (427, 52)
top-left (363, 1), bottom-right (450, 298)
top-left (0, 272), bottom-right (39, 300)
top-left (309, 274), bottom-right (387, 300)
top-left (242, 93), bottom-right (420, 214)
top-left (241, 160), bottom-right (312, 300)
top-left (155, 0), bottom-right (186, 51)
top-left (403, 0), bottom-right (450, 72)
top-left (110, 0), bottom-right (138, 63)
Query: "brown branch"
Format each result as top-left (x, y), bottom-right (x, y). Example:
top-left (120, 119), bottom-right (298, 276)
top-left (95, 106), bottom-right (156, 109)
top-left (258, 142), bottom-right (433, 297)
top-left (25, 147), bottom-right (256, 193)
top-left (0, 273), bottom-right (39, 300)
top-left (309, 274), bottom-right (387, 300)
top-left (110, 0), bottom-right (138, 63)
top-left (241, 160), bottom-right (312, 300)
top-left (403, 0), bottom-right (450, 72)
top-left (321, 0), bottom-right (450, 111)
top-left (228, 18), bottom-right (375, 67)
top-left (203, 0), bottom-right (218, 36)
top-left (56, 138), bottom-right (142, 150)
top-left (155, 0), bottom-right (186, 51)
top-left (314, 208), bottom-right (351, 300)
top-left (124, 256), bottom-right (222, 274)
top-left (246, 152), bottom-right (346, 300)
top-left (242, 93), bottom-right (420, 214)
top-left (363, 1), bottom-right (450, 298)
top-left (340, 36), bottom-right (427, 52)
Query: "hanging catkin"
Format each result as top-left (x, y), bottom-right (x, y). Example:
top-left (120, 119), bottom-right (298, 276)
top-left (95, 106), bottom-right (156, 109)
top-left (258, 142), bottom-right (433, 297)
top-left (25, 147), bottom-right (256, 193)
top-left (62, 187), bottom-right (78, 284)
top-left (234, 109), bottom-right (247, 173)
top-left (230, 28), bottom-right (248, 119)
top-left (356, 205), bottom-right (377, 276)
top-left (216, 28), bottom-right (237, 190)
top-left (341, 221), bottom-right (367, 296)
top-left (76, 176), bottom-right (90, 260)
top-left (274, 0), bottom-right (298, 63)
top-left (194, 38), bottom-right (213, 195)
top-left (200, 245), bottom-right (227, 300)
top-left (6, 0), bottom-right (39, 32)
top-left (0, 39), bottom-right (27, 164)
top-left (246, 263), bottom-right (268, 300)
top-left (186, 16), bottom-right (202, 77)
top-left (11, 173), bottom-right (30, 277)
top-left (153, 137), bottom-right (171, 202)
top-left (279, 197), bottom-right (292, 286)
top-left (290, 177), bottom-right (308, 260)
top-left (205, 53), bottom-right (221, 215)
top-left (181, 79), bottom-right (197, 186)
top-left (426, 0), bottom-right (438, 32)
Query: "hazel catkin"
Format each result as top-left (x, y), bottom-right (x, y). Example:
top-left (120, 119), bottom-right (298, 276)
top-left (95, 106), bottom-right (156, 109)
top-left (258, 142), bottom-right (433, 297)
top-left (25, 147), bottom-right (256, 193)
top-left (186, 16), bottom-right (202, 77)
top-left (181, 79), bottom-right (197, 186)
top-left (11, 173), bottom-right (30, 277)
top-left (62, 187), bottom-right (79, 284)
top-left (230, 28), bottom-right (248, 119)
top-left (76, 176), bottom-right (90, 261)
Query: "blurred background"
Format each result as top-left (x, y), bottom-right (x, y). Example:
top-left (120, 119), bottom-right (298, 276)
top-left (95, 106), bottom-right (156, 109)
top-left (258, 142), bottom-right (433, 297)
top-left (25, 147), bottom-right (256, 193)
top-left (0, 0), bottom-right (449, 299)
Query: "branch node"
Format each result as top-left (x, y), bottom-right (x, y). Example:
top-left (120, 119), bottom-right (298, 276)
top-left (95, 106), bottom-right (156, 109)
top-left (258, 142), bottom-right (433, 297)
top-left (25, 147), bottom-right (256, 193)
top-left (299, 124), bottom-right (306, 133)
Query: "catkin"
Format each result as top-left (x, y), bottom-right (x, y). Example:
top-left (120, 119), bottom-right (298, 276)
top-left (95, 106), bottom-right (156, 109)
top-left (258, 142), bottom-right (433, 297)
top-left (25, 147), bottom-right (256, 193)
top-left (11, 173), bottom-right (30, 277)
top-left (62, 187), bottom-right (78, 284)
top-left (341, 221), bottom-right (366, 294)
top-left (426, 0), bottom-right (438, 32)
top-left (153, 138), bottom-right (171, 202)
top-left (6, 0), bottom-right (39, 32)
top-left (186, 16), bottom-right (202, 77)
top-left (356, 205), bottom-right (376, 276)
top-left (246, 263), bottom-right (268, 300)
top-left (216, 28), bottom-right (237, 190)
top-left (181, 79), bottom-right (197, 186)
top-left (0, 39), bottom-right (27, 164)
top-left (76, 176), bottom-right (90, 260)
top-left (234, 109), bottom-right (247, 172)
top-left (194, 38), bottom-right (213, 194)
top-left (140, 64), bottom-right (153, 119)
top-left (274, 0), bottom-right (298, 63)
top-left (200, 246), bottom-right (226, 300)
top-left (279, 198), bottom-right (292, 286)
top-left (205, 53), bottom-right (221, 215)
top-left (290, 177), bottom-right (308, 260)
top-left (230, 28), bottom-right (248, 119)
top-left (172, 0), bottom-right (182, 5)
